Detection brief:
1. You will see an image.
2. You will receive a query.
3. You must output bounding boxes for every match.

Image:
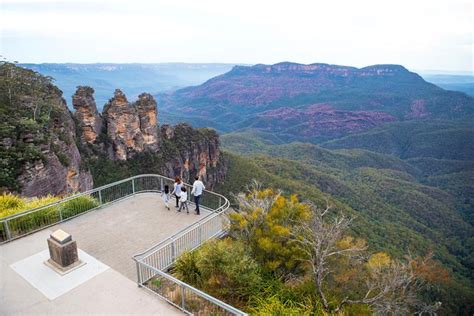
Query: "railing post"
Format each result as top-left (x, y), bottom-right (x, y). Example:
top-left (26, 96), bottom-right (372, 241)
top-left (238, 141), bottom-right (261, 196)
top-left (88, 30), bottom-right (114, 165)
top-left (181, 285), bottom-right (186, 309)
top-left (160, 178), bottom-right (164, 192)
top-left (98, 189), bottom-right (103, 205)
top-left (171, 240), bottom-right (176, 261)
top-left (3, 220), bottom-right (12, 241)
top-left (132, 179), bottom-right (135, 194)
top-left (198, 224), bottom-right (202, 245)
top-left (219, 197), bottom-right (222, 209)
top-left (59, 207), bottom-right (63, 222)
top-left (136, 260), bottom-right (142, 287)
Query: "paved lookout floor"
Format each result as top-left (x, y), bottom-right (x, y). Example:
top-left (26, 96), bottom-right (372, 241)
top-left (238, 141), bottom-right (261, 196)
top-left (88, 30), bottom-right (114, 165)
top-left (0, 193), bottom-right (211, 315)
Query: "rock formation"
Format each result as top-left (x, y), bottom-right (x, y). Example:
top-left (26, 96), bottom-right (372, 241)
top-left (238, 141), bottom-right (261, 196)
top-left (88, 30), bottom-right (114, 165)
top-left (1, 63), bottom-right (225, 196)
top-left (100, 90), bottom-right (161, 160)
top-left (160, 124), bottom-right (224, 187)
top-left (103, 89), bottom-right (144, 160)
top-left (73, 88), bottom-right (225, 188)
top-left (135, 93), bottom-right (160, 152)
top-left (159, 62), bottom-right (474, 140)
top-left (72, 86), bottom-right (102, 145)
top-left (255, 104), bottom-right (396, 139)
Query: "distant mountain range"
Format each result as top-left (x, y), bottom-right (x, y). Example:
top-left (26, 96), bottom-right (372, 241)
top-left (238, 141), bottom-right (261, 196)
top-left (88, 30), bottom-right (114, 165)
top-left (420, 74), bottom-right (474, 97)
top-left (19, 63), bottom-right (237, 108)
top-left (157, 62), bottom-right (474, 142)
top-left (19, 63), bottom-right (473, 118)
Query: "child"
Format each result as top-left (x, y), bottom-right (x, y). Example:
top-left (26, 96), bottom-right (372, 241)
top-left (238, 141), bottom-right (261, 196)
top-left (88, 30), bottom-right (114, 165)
top-left (161, 184), bottom-right (170, 210)
top-left (178, 187), bottom-right (189, 214)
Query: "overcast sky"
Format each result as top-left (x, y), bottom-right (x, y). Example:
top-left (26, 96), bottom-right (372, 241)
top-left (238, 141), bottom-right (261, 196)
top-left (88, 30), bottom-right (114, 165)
top-left (1, 0), bottom-right (472, 72)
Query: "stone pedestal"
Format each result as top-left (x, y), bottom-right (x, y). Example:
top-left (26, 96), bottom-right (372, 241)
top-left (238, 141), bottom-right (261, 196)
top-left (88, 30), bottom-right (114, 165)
top-left (45, 229), bottom-right (85, 275)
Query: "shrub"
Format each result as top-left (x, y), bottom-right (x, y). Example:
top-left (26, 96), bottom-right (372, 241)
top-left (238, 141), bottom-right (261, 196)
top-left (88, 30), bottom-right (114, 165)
top-left (0, 193), bottom-right (59, 219)
top-left (56, 152), bottom-right (70, 167)
top-left (60, 195), bottom-right (99, 219)
top-left (0, 193), bottom-right (25, 217)
top-left (229, 183), bottom-right (312, 276)
top-left (249, 296), bottom-right (315, 316)
top-left (173, 250), bottom-right (202, 287)
top-left (174, 238), bottom-right (262, 304)
top-left (1, 194), bottom-right (60, 239)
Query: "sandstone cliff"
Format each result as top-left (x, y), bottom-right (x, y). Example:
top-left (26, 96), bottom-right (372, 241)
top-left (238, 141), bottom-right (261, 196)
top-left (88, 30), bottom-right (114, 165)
top-left (73, 86), bottom-right (102, 145)
top-left (73, 87), bottom-right (225, 189)
top-left (158, 62), bottom-right (474, 141)
top-left (160, 124), bottom-right (224, 187)
top-left (1, 63), bottom-right (225, 197)
top-left (136, 93), bottom-right (160, 152)
top-left (18, 96), bottom-right (94, 197)
top-left (0, 63), bottom-right (93, 197)
top-left (103, 89), bottom-right (145, 160)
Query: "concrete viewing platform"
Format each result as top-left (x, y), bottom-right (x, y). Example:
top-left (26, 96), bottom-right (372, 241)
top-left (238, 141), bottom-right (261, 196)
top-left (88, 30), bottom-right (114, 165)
top-left (1, 192), bottom-right (211, 315)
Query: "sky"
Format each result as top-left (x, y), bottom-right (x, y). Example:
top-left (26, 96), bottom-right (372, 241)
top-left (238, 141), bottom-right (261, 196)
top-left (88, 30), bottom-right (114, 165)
top-left (1, 0), bottom-right (473, 72)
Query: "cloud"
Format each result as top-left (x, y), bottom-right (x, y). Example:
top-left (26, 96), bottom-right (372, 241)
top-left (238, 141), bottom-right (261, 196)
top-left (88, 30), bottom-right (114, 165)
top-left (0, 0), bottom-right (472, 71)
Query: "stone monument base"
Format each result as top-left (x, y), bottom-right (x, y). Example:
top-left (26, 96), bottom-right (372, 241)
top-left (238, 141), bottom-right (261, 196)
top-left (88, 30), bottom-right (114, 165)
top-left (44, 258), bottom-right (86, 276)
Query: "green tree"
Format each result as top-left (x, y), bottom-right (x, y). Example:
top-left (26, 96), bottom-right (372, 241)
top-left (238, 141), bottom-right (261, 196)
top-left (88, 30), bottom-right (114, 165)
top-left (0, 61), bottom-right (64, 192)
top-left (291, 200), bottom-right (444, 314)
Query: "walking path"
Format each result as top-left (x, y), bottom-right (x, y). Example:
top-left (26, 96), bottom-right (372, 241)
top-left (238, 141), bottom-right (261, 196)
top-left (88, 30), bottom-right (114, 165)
top-left (1, 193), bottom-right (210, 315)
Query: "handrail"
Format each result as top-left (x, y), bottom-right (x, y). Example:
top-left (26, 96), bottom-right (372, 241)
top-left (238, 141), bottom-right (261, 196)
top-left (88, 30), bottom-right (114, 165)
top-left (0, 173), bottom-right (226, 221)
top-left (140, 261), bottom-right (246, 315)
top-left (132, 197), bottom-right (229, 261)
top-left (129, 177), bottom-right (246, 315)
top-left (0, 173), bottom-right (245, 315)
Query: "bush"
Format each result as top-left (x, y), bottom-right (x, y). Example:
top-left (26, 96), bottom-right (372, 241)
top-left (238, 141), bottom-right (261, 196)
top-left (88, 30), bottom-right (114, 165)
top-left (56, 152), bottom-right (70, 167)
top-left (0, 193), bottom-right (100, 240)
top-left (229, 184), bottom-right (312, 277)
top-left (249, 296), bottom-right (315, 316)
top-left (174, 238), bottom-right (262, 305)
top-left (5, 203), bottom-right (59, 239)
top-left (0, 193), bottom-right (25, 217)
top-left (0, 193), bottom-right (59, 219)
top-left (60, 195), bottom-right (99, 219)
top-left (173, 250), bottom-right (202, 286)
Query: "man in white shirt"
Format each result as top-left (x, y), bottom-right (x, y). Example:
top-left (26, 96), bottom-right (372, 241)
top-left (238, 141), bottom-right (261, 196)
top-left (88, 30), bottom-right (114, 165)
top-left (191, 176), bottom-right (205, 215)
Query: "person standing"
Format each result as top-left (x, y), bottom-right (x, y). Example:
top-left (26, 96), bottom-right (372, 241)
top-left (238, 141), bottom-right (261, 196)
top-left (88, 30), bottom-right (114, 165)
top-left (178, 187), bottom-right (189, 213)
top-left (161, 184), bottom-right (170, 210)
top-left (191, 176), bottom-right (205, 215)
top-left (171, 177), bottom-right (182, 208)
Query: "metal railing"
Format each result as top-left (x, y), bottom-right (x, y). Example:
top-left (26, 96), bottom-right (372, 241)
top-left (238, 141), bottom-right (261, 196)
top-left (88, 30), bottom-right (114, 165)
top-left (0, 174), bottom-right (219, 244)
top-left (0, 174), bottom-right (247, 315)
top-left (132, 182), bottom-right (248, 316)
top-left (138, 261), bottom-right (245, 316)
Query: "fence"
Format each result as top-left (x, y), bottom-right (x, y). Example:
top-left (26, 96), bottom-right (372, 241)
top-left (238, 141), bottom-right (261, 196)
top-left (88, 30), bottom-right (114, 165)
top-left (0, 174), bottom-right (218, 243)
top-left (138, 261), bottom-right (245, 316)
top-left (1, 174), bottom-right (247, 315)
top-left (133, 181), bottom-right (248, 316)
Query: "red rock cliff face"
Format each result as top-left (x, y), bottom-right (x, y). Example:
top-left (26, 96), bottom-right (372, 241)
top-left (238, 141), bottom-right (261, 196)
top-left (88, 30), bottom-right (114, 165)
top-left (17, 93), bottom-right (93, 197)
